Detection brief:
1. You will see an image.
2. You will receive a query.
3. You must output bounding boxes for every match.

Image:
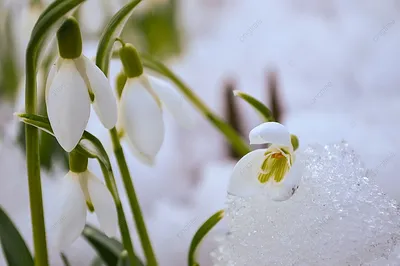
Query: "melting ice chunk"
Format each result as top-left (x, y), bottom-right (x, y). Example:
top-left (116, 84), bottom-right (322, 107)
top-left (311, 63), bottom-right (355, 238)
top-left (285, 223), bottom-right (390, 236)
top-left (212, 142), bottom-right (400, 266)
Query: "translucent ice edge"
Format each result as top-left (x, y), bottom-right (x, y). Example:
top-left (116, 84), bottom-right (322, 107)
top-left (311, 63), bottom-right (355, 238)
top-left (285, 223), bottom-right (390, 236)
top-left (212, 142), bottom-right (400, 266)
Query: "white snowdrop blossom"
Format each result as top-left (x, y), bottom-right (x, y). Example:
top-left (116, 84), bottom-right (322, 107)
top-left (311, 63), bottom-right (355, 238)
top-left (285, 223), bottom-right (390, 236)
top-left (46, 17), bottom-right (117, 152)
top-left (117, 43), bottom-right (192, 165)
top-left (54, 169), bottom-right (117, 250)
top-left (228, 122), bottom-right (302, 201)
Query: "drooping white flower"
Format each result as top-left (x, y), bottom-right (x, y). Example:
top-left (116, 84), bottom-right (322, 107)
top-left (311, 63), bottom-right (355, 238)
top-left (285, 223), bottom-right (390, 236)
top-left (54, 170), bottom-right (117, 250)
top-left (117, 43), bottom-right (192, 165)
top-left (228, 122), bottom-right (303, 201)
top-left (46, 17), bottom-right (117, 152)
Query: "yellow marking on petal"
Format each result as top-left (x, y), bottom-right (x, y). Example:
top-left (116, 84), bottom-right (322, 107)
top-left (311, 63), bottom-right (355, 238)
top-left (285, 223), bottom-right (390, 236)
top-left (257, 151), bottom-right (291, 184)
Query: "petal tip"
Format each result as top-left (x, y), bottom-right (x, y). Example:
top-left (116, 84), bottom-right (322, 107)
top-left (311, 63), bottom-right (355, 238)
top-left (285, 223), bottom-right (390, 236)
top-left (57, 136), bottom-right (79, 153)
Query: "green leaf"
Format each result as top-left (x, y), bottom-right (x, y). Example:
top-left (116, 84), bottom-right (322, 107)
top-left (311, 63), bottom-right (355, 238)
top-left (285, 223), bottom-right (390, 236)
top-left (0, 206), bottom-right (34, 266)
top-left (96, 0), bottom-right (142, 76)
top-left (83, 225), bottom-right (144, 266)
top-left (188, 210), bottom-right (224, 266)
top-left (233, 90), bottom-right (275, 122)
top-left (116, 251), bottom-right (130, 266)
top-left (82, 225), bottom-right (123, 266)
top-left (16, 113), bottom-right (111, 171)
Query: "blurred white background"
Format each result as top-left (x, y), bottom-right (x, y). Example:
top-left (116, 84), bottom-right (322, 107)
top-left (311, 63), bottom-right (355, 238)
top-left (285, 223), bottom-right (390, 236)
top-left (1, 0), bottom-right (400, 265)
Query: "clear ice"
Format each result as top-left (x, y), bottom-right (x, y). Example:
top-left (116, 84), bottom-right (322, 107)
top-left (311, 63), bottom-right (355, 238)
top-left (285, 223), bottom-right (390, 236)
top-left (211, 142), bottom-right (400, 266)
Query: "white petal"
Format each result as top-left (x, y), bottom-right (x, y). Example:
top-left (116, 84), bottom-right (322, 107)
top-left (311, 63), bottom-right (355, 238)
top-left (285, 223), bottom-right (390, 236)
top-left (54, 172), bottom-right (87, 251)
top-left (249, 122), bottom-right (291, 146)
top-left (119, 78), bottom-right (164, 164)
top-left (45, 57), bottom-right (63, 101)
top-left (147, 75), bottom-right (194, 127)
top-left (86, 171), bottom-right (117, 237)
top-left (74, 56), bottom-right (117, 129)
top-left (46, 59), bottom-right (90, 152)
top-left (228, 149), bottom-right (266, 197)
top-left (266, 159), bottom-right (303, 202)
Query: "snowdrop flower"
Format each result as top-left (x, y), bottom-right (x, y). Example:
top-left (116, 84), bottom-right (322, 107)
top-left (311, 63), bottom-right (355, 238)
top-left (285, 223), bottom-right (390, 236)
top-left (46, 17), bottom-right (117, 152)
top-left (117, 42), bottom-right (192, 165)
top-left (228, 122), bottom-right (302, 201)
top-left (54, 151), bottom-right (117, 250)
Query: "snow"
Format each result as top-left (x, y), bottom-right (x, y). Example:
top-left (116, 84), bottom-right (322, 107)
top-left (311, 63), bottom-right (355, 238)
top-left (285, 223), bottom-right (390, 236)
top-left (212, 143), bottom-right (400, 265)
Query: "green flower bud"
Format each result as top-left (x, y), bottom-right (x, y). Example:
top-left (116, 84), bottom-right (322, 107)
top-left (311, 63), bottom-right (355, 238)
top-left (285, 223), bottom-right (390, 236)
top-left (291, 134), bottom-right (299, 151)
top-left (57, 17), bottom-right (82, 59)
top-left (69, 150), bottom-right (88, 173)
top-left (119, 43), bottom-right (143, 78)
top-left (115, 71), bottom-right (127, 99)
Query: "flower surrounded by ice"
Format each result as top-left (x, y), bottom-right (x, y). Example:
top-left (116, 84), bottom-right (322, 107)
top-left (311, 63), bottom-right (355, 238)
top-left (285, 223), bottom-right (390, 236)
top-left (228, 122), bottom-right (302, 201)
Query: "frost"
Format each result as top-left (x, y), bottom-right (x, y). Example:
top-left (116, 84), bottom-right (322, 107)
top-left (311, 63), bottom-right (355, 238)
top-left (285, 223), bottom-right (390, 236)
top-left (212, 142), bottom-right (400, 265)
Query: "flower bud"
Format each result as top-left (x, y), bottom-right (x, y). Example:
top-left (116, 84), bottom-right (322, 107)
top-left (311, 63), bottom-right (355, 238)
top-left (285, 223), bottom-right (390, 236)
top-left (57, 17), bottom-right (82, 59)
top-left (119, 43), bottom-right (143, 78)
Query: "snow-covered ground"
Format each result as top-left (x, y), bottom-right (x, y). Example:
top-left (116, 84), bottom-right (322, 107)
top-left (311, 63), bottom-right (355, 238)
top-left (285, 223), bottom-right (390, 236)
top-left (1, 0), bottom-right (400, 265)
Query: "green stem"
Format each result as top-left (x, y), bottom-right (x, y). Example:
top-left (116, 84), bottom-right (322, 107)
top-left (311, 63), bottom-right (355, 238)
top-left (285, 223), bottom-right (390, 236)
top-left (24, 1), bottom-right (86, 265)
top-left (99, 164), bottom-right (136, 264)
top-left (25, 48), bottom-right (49, 266)
top-left (109, 128), bottom-right (158, 266)
top-left (141, 55), bottom-right (251, 156)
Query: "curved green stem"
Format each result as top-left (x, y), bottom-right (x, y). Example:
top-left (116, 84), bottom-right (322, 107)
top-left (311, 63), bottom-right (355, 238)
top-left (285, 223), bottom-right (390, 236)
top-left (24, 1), bottom-right (86, 265)
top-left (94, 1), bottom-right (157, 260)
top-left (141, 55), bottom-right (251, 156)
top-left (109, 128), bottom-right (158, 266)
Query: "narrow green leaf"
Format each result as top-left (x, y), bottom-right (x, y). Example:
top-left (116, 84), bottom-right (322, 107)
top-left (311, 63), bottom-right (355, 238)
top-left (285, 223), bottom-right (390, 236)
top-left (83, 225), bottom-right (144, 266)
top-left (96, 0), bottom-right (142, 76)
top-left (83, 225), bottom-right (123, 266)
top-left (141, 55), bottom-right (251, 157)
top-left (117, 251), bottom-right (130, 266)
top-left (0, 206), bottom-right (34, 266)
top-left (188, 210), bottom-right (224, 266)
top-left (233, 90), bottom-right (275, 122)
top-left (17, 113), bottom-right (53, 135)
top-left (16, 113), bottom-right (111, 171)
